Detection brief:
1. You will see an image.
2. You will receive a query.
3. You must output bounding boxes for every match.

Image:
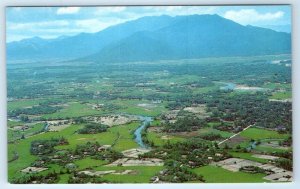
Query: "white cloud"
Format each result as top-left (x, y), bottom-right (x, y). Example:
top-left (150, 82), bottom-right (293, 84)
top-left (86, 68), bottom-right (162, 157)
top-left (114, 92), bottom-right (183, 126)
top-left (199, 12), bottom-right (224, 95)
top-left (142, 6), bottom-right (217, 16)
top-left (56, 7), bottom-right (80, 15)
top-left (12, 7), bottom-right (22, 12)
top-left (92, 6), bottom-right (217, 20)
top-left (110, 7), bottom-right (126, 12)
top-left (223, 9), bottom-right (284, 25)
top-left (75, 18), bottom-right (124, 33)
top-left (94, 7), bottom-right (126, 15)
top-left (6, 34), bottom-right (29, 42)
top-left (7, 20), bottom-right (70, 30)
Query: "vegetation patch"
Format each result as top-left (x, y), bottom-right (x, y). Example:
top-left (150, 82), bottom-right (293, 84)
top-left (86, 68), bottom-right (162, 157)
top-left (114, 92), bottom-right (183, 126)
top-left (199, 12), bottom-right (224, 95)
top-left (77, 123), bottom-right (108, 134)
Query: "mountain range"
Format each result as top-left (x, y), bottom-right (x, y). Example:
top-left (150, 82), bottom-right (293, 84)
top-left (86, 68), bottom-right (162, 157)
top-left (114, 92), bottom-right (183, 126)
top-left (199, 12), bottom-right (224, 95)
top-left (6, 14), bottom-right (291, 63)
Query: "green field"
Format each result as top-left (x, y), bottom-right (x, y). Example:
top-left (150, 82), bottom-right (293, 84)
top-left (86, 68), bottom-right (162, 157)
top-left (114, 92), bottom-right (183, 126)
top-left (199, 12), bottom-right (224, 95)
top-left (193, 165), bottom-right (267, 183)
top-left (270, 91), bottom-right (292, 100)
top-left (114, 99), bottom-right (167, 117)
top-left (41, 102), bottom-right (103, 119)
top-left (229, 152), bottom-right (268, 163)
top-left (198, 127), bottom-right (234, 138)
top-left (7, 120), bottom-right (24, 127)
top-left (147, 131), bottom-right (185, 146)
top-left (240, 128), bottom-right (289, 140)
top-left (74, 157), bottom-right (108, 170)
top-left (8, 122), bottom-right (45, 142)
top-left (8, 99), bottom-right (45, 111)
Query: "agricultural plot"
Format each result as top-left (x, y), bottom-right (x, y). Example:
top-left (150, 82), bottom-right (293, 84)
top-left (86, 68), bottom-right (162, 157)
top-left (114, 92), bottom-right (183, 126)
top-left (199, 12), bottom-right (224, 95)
top-left (240, 128), bottom-right (289, 140)
top-left (193, 165), bottom-right (267, 183)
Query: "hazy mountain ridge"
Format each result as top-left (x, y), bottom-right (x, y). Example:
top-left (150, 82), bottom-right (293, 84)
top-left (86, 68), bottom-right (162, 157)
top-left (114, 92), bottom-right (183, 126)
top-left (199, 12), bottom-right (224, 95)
top-left (6, 15), bottom-right (175, 60)
top-left (7, 14), bottom-right (291, 62)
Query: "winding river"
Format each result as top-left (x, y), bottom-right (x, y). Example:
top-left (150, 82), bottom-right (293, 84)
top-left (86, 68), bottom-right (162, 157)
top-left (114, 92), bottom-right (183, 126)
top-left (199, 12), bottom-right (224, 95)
top-left (134, 116), bottom-right (152, 149)
top-left (42, 114), bottom-right (152, 148)
top-left (43, 122), bottom-right (50, 131)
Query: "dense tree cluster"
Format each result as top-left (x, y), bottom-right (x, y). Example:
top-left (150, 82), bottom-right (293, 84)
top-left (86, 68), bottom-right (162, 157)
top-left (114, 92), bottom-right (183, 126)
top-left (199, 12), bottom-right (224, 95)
top-left (9, 105), bottom-right (62, 117)
top-left (141, 140), bottom-right (231, 168)
top-left (11, 171), bottom-right (59, 184)
top-left (30, 137), bottom-right (68, 155)
top-left (156, 160), bottom-right (204, 183)
top-left (275, 158), bottom-right (293, 171)
top-left (74, 142), bottom-right (123, 162)
top-left (165, 92), bottom-right (291, 132)
top-left (77, 123), bottom-right (108, 134)
top-left (162, 116), bottom-right (207, 132)
top-left (200, 133), bottom-right (223, 141)
top-left (280, 136), bottom-right (292, 146)
top-left (240, 166), bottom-right (273, 174)
top-left (68, 172), bottom-right (107, 183)
top-left (205, 93), bottom-right (292, 131)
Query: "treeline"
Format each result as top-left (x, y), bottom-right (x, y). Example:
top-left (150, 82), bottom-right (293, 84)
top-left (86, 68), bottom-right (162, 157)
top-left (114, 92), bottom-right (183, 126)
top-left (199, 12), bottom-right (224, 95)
top-left (167, 92), bottom-right (292, 131)
top-left (12, 171), bottom-right (59, 184)
top-left (8, 82), bottom-right (56, 99)
top-left (9, 105), bottom-right (62, 117)
top-left (77, 123), bottom-right (108, 134)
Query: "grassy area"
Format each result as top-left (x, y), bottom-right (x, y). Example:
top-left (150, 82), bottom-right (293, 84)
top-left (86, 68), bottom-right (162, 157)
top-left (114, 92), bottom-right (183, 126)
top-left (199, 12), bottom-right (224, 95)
top-left (114, 99), bottom-right (167, 117)
top-left (229, 152), bottom-right (268, 163)
top-left (8, 122), bottom-right (45, 142)
top-left (55, 122), bottom-right (140, 151)
top-left (198, 127), bottom-right (234, 138)
top-left (156, 75), bottom-right (200, 86)
top-left (147, 131), bottom-right (185, 146)
top-left (270, 91), bottom-right (292, 100)
top-left (74, 157), bottom-right (108, 170)
top-left (110, 122), bottom-right (140, 151)
top-left (150, 120), bottom-right (161, 127)
top-left (240, 128), bottom-right (289, 140)
top-left (7, 120), bottom-right (24, 127)
top-left (58, 174), bottom-right (70, 183)
top-left (41, 102), bottom-right (103, 119)
top-left (207, 122), bottom-right (222, 127)
top-left (7, 99), bottom-right (45, 111)
top-left (263, 82), bottom-right (291, 90)
top-left (255, 146), bottom-right (291, 153)
top-left (192, 85), bottom-right (219, 94)
top-left (95, 166), bottom-right (163, 183)
top-left (193, 165), bottom-right (267, 183)
top-left (146, 126), bottom-right (233, 147)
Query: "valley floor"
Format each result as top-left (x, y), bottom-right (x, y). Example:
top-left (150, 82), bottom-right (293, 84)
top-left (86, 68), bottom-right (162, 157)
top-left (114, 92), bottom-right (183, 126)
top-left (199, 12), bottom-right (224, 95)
top-left (7, 55), bottom-right (292, 183)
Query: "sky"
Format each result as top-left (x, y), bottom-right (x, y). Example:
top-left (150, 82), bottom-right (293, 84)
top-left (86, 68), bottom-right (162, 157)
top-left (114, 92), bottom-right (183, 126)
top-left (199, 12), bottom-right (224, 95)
top-left (6, 5), bottom-right (291, 42)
